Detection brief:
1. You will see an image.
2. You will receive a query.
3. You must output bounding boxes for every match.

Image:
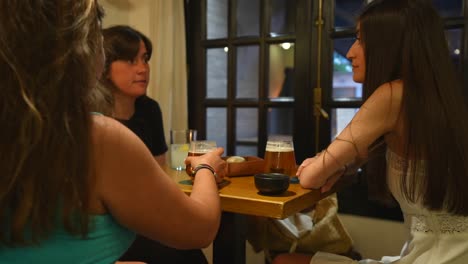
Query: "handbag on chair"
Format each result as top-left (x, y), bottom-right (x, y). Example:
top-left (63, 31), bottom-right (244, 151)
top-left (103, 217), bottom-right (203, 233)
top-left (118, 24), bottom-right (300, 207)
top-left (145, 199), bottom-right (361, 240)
top-left (247, 194), bottom-right (354, 262)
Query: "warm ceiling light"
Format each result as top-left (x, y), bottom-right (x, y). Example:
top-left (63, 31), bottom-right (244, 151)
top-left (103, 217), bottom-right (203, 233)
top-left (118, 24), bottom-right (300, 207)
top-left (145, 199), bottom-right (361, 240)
top-left (280, 42), bottom-right (292, 50)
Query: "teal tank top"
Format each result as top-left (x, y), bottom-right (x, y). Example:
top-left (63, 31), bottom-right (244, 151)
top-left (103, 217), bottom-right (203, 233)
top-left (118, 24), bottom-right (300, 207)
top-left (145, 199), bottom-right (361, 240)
top-left (0, 214), bottom-right (135, 264)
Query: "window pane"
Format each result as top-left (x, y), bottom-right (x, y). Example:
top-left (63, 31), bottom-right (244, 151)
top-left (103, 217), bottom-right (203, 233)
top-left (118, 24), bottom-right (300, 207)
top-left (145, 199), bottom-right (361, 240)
top-left (207, 108), bottom-right (227, 150)
top-left (432, 0), bottom-right (462, 17)
top-left (236, 108), bottom-right (258, 156)
top-left (446, 29), bottom-right (462, 69)
top-left (236, 146), bottom-right (257, 156)
top-left (269, 43), bottom-right (295, 100)
top-left (207, 0), bottom-right (228, 39)
top-left (331, 108), bottom-right (359, 139)
top-left (270, 0), bottom-right (296, 37)
top-left (334, 0), bottom-right (366, 28)
top-left (236, 0), bottom-right (260, 37)
top-left (207, 48), bottom-right (228, 98)
top-left (236, 46), bottom-right (259, 98)
top-left (267, 107), bottom-right (293, 135)
top-left (333, 39), bottom-right (362, 101)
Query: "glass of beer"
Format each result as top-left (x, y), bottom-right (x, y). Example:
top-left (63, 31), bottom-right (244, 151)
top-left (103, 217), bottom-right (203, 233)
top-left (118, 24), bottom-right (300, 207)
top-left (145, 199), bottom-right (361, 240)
top-left (263, 135), bottom-right (297, 179)
top-left (185, 140), bottom-right (217, 177)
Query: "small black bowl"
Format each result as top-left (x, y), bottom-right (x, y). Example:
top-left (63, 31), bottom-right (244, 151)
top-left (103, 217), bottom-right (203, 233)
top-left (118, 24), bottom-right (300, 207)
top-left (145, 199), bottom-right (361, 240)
top-left (254, 173), bottom-right (290, 195)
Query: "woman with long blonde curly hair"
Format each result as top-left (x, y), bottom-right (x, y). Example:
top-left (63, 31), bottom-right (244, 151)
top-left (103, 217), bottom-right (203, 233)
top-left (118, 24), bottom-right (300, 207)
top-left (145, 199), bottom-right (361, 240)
top-left (0, 1), bottom-right (226, 263)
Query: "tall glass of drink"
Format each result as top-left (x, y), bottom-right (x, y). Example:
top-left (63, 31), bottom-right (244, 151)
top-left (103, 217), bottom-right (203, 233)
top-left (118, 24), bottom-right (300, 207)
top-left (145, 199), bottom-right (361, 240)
top-left (170, 129), bottom-right (197, 170)
top-left (185, 140), bottom-right (217, 177)
top-left (263, 135), bottom-right (297, 179)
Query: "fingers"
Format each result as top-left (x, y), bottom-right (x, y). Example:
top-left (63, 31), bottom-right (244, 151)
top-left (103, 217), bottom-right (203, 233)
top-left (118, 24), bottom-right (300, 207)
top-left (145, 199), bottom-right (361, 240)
top-left (212, 147), bottom-right (224, 156)
top-left (297, 158), bottom-right (311, 175)
top-left (296, 166), bottom-right (303, 176)
top-left (296, 156), bottom-right (318, 175)
top-left (300, 157), bottom-right (314, 167)
top-left (193, 148), bottom-right (227, 179)
top-left (186, 148), bottom-right (224, 164)
top-left (298, 154), bottom-right (342, 190)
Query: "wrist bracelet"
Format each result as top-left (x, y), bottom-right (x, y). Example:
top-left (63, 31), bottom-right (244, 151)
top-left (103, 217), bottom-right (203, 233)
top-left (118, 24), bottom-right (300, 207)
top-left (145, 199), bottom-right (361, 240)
top-left (193, 164), bottom-right (218, 179)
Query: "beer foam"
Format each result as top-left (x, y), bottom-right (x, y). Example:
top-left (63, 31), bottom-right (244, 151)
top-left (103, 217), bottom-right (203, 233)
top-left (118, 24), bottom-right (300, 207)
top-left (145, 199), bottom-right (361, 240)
top-left (265, 141), bottom-right (294, 152)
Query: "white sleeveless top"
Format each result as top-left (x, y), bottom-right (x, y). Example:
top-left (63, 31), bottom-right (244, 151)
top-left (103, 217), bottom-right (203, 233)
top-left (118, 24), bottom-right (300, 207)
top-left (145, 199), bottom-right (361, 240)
top-left (311, 149), bottom-right (468, 264)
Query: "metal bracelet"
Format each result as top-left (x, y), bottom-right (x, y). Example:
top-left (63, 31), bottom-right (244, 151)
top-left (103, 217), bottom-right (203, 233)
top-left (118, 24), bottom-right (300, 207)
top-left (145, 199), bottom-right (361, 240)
top-left (193, 164), bottom-right (218, 179)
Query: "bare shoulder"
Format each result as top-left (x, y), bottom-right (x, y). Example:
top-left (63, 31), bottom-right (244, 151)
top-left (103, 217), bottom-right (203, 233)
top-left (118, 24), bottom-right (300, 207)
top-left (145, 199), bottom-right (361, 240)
top-left (362, 80), bottom-right (403, 120)
top-left (368, 80), bottom-right (403, 105)
top-left (89, 114), bottom-right (155, 176)
top-left (349, 80), bottom-right (404, 138)
top-left (90, 114), bottom-right (145, 151)
top-left (91, 114), bottom-right (131, 143)
top-left (89, 113), bottom-right (164, 195)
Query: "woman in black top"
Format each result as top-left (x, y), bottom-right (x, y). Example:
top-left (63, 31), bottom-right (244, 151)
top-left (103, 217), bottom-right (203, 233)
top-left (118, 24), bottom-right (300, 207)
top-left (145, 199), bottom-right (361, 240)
top-left (100, 25), bottom-right (208, 264)
top-left (117, 95), bottom-right (168, 160)
top-left (100, 25), bottom-right (167, 165)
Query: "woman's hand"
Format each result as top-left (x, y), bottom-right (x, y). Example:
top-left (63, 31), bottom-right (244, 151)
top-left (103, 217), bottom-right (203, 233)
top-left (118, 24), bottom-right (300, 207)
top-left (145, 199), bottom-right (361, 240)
top-left (296, 154), bottom-right (320, 176)
top-left (319, 166), bottom-right (346, 193)
top-left (186, 147), bottom-right (227, 183)
top-left (297, 151), bottom-right (345, 193)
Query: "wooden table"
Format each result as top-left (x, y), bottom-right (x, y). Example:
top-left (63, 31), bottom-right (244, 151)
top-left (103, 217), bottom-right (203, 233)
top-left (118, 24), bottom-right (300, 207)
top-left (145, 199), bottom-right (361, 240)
top-left (163, 166), bottom-right (324, 264)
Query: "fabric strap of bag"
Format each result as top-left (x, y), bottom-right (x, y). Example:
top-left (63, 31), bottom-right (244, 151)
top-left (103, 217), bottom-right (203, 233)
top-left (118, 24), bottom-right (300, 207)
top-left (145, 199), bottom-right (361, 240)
top-left (246, 194), bottom-right (353, 261)
top-left (273, 212), bottom-right (315, 252)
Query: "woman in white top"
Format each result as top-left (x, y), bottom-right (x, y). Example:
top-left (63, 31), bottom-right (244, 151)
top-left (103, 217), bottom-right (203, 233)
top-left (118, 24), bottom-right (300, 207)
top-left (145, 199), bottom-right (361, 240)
top-left (274, 0), bottom-right (468, 263)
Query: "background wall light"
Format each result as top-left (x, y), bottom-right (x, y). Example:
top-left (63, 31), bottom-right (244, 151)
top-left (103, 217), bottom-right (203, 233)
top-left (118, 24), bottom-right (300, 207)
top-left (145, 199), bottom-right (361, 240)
top-left (280, 42), bottom-right (292, 50)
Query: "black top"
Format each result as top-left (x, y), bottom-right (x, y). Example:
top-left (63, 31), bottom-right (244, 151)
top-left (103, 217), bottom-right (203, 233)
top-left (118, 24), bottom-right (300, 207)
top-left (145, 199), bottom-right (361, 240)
top-left (118, 95), bottom-right (168, 156)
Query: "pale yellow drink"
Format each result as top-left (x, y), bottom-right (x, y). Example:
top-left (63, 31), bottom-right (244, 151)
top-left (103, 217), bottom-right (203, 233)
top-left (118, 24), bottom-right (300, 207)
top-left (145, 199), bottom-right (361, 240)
top-left (170, 143), bottom-right (189, 170)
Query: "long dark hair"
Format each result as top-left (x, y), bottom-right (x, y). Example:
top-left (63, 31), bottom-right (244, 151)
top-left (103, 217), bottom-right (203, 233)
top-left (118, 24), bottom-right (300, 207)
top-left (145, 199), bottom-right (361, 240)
top-left (0, 0), bottom-right (104, 245)
top-left (361, 0), bottom-right (468, 215)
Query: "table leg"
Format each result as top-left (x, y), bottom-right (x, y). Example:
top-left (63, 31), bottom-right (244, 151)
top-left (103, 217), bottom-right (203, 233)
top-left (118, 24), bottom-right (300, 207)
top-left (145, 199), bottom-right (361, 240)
top-left (212, 212), bottom-right (247, 264)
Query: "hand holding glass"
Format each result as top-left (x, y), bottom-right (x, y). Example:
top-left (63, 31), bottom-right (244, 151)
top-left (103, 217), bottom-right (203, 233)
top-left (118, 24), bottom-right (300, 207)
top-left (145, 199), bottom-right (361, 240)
top-left (185, 140), bottom-right (218, 177)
